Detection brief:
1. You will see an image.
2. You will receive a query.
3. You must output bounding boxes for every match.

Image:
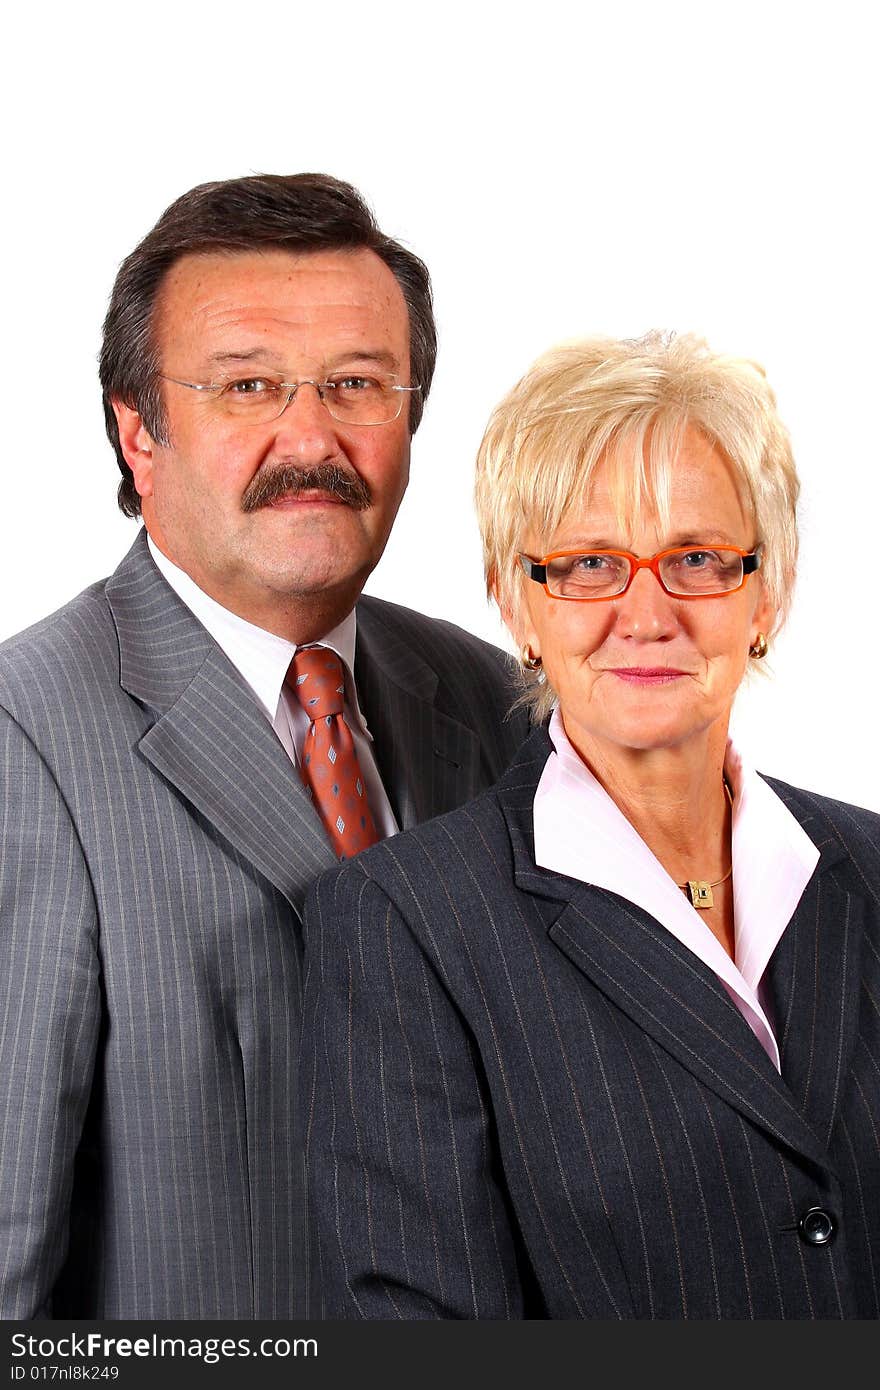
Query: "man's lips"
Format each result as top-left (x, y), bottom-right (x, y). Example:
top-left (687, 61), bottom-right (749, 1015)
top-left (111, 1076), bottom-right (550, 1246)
top-left (265, 489), bottom-right (346, 507)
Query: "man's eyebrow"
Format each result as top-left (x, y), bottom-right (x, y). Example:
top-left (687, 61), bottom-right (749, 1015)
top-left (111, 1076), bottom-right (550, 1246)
top-left (205, 348), bottom-right (403, 372)
top-left (325, 349), bottom-right (402, 372)
top-left (206, 349), bottom-right (282, 366)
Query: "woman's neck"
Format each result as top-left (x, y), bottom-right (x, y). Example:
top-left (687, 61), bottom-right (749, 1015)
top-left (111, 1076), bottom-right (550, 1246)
top-left (562, 717), bottom-right (734, 899)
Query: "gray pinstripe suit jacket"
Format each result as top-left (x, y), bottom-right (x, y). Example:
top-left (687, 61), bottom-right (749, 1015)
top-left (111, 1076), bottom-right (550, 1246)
top-left (0, 530), bottom-right (528, 1320)
top-left (302, 728), bottom-right (880, 1319)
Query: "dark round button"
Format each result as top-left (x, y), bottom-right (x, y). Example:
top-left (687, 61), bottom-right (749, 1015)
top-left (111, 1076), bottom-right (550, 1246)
top-left (798, 1207), bottom-right (836, 1246)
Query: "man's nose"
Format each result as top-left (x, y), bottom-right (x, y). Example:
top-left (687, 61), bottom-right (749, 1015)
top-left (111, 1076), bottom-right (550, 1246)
top-left (270, 382), bottom-right (340, 460)
top-left (612, 565), bottom-right (679, 640)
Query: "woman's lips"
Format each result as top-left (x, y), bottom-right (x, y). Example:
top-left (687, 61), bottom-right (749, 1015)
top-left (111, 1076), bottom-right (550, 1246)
top-left (609, 667), bottom-right (688, 684)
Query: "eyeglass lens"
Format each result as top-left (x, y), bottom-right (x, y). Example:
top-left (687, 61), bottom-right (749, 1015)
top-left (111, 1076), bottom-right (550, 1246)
top-left (219, 377), bottom-right (403, 426)
top-left (545, 549), bottom-right (746, 598)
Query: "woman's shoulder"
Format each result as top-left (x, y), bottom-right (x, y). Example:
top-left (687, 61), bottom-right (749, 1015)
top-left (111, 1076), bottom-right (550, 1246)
top-left (315, 784), bottom-right (514, 909)
top-left (761, 773), bottom-right (879, 831)
top-left (306, 729), bottom-right (551, 929)
top-left (760, 773), bottom-right (880, 881)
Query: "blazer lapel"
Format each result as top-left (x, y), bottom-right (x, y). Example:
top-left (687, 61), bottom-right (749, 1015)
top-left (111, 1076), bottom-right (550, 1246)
top-left (354, 601), bottom-right (482, 830)
top-left (495, 730), bottom-right (836, 1174)
top-left (106, 533), bottom-right (336, 914)
top-left (761, 779), bottom-right (866, 1150)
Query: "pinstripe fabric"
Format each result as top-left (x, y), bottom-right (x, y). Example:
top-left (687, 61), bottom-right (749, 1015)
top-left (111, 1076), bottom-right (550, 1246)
top-left (0, 530), bottom-right (528, 1320)
top-left (302, 727), bottom-right (880, 1319)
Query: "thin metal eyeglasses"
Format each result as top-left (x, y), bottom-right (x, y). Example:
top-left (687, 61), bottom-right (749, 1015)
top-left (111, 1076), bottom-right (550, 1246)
top-left (519, 545), bottom-right (762, 601)
top-left (159, 372), bottom-right (421, 427)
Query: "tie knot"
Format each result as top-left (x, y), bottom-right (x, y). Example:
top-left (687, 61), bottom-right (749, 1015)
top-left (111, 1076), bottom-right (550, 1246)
top-left (287, 646), bottom-right (346, 719)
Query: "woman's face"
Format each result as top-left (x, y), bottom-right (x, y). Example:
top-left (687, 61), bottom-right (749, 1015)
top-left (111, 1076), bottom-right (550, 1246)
top-left (516, 426), bottom-right (775, 763)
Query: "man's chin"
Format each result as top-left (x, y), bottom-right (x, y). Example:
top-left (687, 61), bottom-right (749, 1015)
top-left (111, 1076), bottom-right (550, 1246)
top-left (254, 552), bottom-right (374, 602)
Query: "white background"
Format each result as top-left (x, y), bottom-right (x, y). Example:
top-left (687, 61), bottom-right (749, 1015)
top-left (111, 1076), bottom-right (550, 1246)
top-left (2, 1), bottom-right (877, 808)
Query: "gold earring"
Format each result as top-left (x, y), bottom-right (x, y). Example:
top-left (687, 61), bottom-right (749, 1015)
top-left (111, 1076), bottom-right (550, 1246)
top-left (749, 632), bottom-right (768, 660)
top-left (521, 645), bottom-right (543, 671)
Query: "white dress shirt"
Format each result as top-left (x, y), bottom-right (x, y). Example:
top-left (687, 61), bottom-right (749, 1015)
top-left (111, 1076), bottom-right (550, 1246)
top-left (148, 537), bottom-right (398, 838)
top-left (533, 707), bottom-right (820, 1069)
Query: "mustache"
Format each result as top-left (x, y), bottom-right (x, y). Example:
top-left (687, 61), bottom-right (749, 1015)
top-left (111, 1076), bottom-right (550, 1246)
top-left (241, 463), bottom-right (371, 513)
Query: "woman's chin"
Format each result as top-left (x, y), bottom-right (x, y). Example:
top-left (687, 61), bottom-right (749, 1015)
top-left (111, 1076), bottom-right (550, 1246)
top-left (568, 704), bottom-right (717, 758)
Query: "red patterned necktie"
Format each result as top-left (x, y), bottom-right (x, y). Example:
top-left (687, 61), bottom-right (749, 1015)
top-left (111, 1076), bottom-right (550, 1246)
top-left (286, 646), bottom-right (380, 860)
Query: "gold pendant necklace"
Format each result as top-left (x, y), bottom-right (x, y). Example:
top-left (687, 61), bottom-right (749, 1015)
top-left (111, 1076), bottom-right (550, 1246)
top-left (680, 866), bottom-right (732, 910)
top-left (678, 778), bottom-right (734, 910)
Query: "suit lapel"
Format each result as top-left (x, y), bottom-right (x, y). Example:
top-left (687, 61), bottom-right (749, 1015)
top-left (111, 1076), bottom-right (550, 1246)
top-left (354, 600), bottom-right (482, 830)
top-left (494, 731), bottom-right (840, 1174)
top-left (761, 780), bottom-right (866, 1150)
top-left (106, 533), bottom-right (336, 914)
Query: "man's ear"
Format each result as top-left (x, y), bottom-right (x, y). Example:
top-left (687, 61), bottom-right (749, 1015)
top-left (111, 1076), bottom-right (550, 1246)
top-left (112, 401), bottom-right (156, 502)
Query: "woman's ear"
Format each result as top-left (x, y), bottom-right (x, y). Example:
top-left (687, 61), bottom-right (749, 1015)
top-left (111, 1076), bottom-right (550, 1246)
top-left (750, 579), bottom-right (777, 649)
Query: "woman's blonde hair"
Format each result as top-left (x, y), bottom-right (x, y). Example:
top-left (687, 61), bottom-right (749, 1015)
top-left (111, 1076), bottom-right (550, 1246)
top-left (475, 331), bottom-right (800, 720)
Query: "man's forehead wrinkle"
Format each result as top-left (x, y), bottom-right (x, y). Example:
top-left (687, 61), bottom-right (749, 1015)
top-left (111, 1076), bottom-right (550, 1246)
top-left (184, 306), bottom-right (407, 371)
top-left (188, 299), bottom-right (398, 346)
top-left (155, 248), bottom-right (411, 380)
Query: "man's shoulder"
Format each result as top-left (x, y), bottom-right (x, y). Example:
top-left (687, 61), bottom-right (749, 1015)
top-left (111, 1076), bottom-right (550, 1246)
top-left (0, 578), bottom-right (117, 706)
top-left (356, 593), bottom-right (530, 757)
top-left (357, 592), bottom-right (519, 683)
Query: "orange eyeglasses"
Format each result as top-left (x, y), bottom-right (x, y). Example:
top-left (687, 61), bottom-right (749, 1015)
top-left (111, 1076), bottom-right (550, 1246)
top-left (519, 545), bottom-right (762, 601)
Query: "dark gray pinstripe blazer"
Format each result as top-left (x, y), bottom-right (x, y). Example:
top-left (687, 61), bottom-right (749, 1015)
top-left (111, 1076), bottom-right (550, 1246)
top-left (0, 530), bottom-right (528, 1320)
top-left (302, 727), bottom-right (880, 1319)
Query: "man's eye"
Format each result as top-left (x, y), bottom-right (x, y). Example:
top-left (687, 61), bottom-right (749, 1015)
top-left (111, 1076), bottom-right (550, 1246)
top-left (327, 376), bottom-right (380, 393)
top-left (225, 378), bottom-right (277, 395)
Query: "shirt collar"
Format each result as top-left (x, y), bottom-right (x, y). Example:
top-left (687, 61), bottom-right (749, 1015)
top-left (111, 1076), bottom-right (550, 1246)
top-left (147, 534), bottom-right (364, 727)
top-left (534, 707), bottom-right (820, 1069)
top-left (724, 741), bottom-right (821, 988)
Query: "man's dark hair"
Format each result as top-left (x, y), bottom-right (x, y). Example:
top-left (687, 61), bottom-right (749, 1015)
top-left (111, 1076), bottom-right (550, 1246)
top-left (99, 173), bottom-right (437, 518)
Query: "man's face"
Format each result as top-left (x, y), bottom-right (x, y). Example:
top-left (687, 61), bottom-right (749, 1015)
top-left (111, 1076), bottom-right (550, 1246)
top-left (114, 247), bottom-right (413, 637)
